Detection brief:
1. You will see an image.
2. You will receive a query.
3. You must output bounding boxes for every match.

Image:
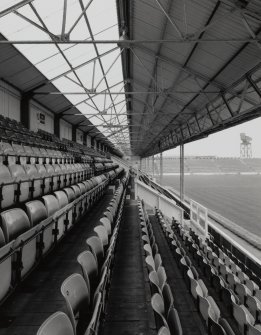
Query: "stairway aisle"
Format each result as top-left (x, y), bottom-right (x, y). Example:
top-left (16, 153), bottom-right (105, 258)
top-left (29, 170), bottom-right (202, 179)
top-left (101, 198), bottom-right (155, 335)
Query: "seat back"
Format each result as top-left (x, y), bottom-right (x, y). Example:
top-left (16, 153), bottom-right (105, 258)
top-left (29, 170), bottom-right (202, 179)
top-left (42, 195), bottom-right (60, 217)
top-left (167, 307), bottom-right (183, 335)
top-left (63, 188), bottom-right (76, 202)
top-left (0, 241), bottom-right (14, 301)
top-left (0, 165), bottom-right (15, 208)
top-left (94, 225), bottom-right (108, 247)
top-left (248, 324), bottom-right (261, 335)
top-left (14, 226), bottom-right (38, 278)
top-left (86, 236), bottom-right (104, 267)
top-left (151, 293), bottom-right (168, 329)
top-left (0, 208), bottom-right (30, 242)
top-left (77, 250), bottom-right (98, 293)
top-left (25, 200), bottom-right (48, 227)
top-left (0, 227), bottom-right (6, 247)
top-left (23, 164), bottom-right (42, 198)
top-left (158, 327), bottom-right (171, 335)
top-left (162, 283), bottom-right (174, 315)
top-left (146, 255), bottom-right (155, 273)
top-left (157, 266), bottom-right (167, 290)
top-left (9, 164), bottom-right (30, 202)
top-left (61, 273), bottom-right (90, 335)
top-left (99, 217), bottom-right (111, 235)
top-left (37, 311), bottom-right (74, 335)
top-left (54, 191), bottom-right (69, 208)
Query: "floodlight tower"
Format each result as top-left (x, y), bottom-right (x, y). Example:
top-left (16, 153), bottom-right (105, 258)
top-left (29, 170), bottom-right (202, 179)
top-left (240, 133), bottom-right (252, 158)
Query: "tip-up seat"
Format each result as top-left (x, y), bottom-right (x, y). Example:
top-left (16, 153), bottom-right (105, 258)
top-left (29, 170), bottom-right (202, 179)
top-left (151, 293), bottom-right (169, 329)
top-left (77, 250), bottom-right (98, 294)
top-left (25, 200), bottom-right (48, 227)
top-left (0, 241), bottom-right (14, 301)
top-left (9, 164), bottom-right (30, 203)
top-left (37, 311), bottom-right (74, 335)
top-left (61, 273), bottom-right (90, 335)
top-left (42, 195), bottom-right (60, 217)
top-left (86, 236), bottom-right (104, 267)
top-left (0, 208), bottom-right (30, 242)
top-left (94, 225), bottom-right (109, 247)
top-left (0, 165), bottom-right (15, 209)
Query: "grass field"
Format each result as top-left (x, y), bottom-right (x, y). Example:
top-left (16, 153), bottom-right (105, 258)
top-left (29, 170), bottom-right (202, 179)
top-left (160, 175), bottom-right (261, 237)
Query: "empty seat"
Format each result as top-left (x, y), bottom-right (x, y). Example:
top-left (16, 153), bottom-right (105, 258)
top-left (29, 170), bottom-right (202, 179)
top-left (86, 236), bottom-right (104, 267)
top-left (54, 190), bottom-right (73, 235)
top-left (36, 311), bottom-right (74, 335)
top-left (77, 250), bottom-right (98, 294)
top-left (61, 273), bottom-right (90, 335)
top-left (167, 307), bottom-right (183, 335)
top-left (0, 227), bottom-right (6, 247)
top-left (25, 200), bottom-right (48, 227)
top-left (9, 164), bottom-right (30, 203)
top-left (23, 164), bottom-right (42, 198)
top-left (14, 225), bottom-right (39, 279)
top-left (94, 225), bottom-right (108, 247)
top-left (42, 195), bottom-right (60, 217)
top-left (0, 208), bottom-right (30, 242)
top-left (0, 165), bottom-right (15, 209)
top-left (151, 293), bottom-right (168, 329)
top-left (0, 241), bottom-right (14, 301)
top-left (99, 217), bottom-right (111, 236)
top-left (158, 327), bottom-right (171, 335)
top-left (35, 164), bottom-right (52, 194)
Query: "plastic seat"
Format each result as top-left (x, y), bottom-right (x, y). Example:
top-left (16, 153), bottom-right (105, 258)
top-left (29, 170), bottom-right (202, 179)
top-left (248, 324), bottom-right (261, 335)
top-left (235, 283), bottom-right (251, 305)
top-left (0, 241), bottom-right (14, 301)
top-left (94, 225), bottom-right (108, 247)
top-left (162, 283), bottom-right (174, 316)
top-left (199, 295), bottom-right (220, 327)
top-left (14, 226), bottom-right (39, 279)
top-left (36, 164), bottom-right (51, 194)
top-left (233, 302), bottom-right (255, 334)
top-left (86, 236), bottom-right (104, 267)
top-left (190, 278), bottom-right (208, 301)
top-left (63, 187), bottom-right (76, 203)
top-left (167, 307), bottom-right (183, 335)
top-left (25, 200), bottom-right (48, 227)
top-left (99, 217), bottom-right (111, 236)
top-left (0, 165), bottom-right (15, 209)
top-left (77, 250), bottom-right (98, 294)
top-left (158, 326), bottom-right (170, 335)
top-left (146, 255), bottom-right (156, 273)
top-left (157, 266), bottom-right (167, 291)
top-left (42, 195), bottom-right (60, 217)
top-left (151, 293), bottom-right (168, 329)
top-left (9, 164), bottom-right (30, 203)
top-left (246, 295), bottom-right (261, 321)
top-left (0, 208), bottom-right (30, 242)
top-left (54, 190), bottom-right (73, 235)
top-left (61, 273), bottom-right (90, 335)
top-left (37, 311), bottom-right (74, 335)
top-left (0, 227), bottom-right (6, 247)
top-left (23, 164), bottom-right (42, 198)
top-left (144, 243), bottom-right (153, 257)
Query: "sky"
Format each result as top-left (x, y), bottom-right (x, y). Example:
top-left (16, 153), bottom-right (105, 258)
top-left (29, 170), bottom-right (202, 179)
top-left (163, 116), bottom-right (261, 158)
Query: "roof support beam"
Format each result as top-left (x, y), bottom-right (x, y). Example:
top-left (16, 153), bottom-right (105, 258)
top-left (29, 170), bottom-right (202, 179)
top-left (0, 0), bottom-right (35, 19)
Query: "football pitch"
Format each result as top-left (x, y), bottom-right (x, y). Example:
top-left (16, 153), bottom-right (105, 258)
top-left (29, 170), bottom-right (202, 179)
top-left (161, 174), bottom-right (261, 237)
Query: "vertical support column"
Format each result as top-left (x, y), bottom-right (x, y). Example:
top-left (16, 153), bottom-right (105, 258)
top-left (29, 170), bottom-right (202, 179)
top-left (54, 115), bottom-right (60, 139)
top-left (139, 157), bottom-right (142, 171)
top-left (160, 152), bottom-right (163, 185)
top-left (144, 157), bottom-right (147, 172)
top-left (20, 93), bottom-right (31, 129)
top-left (180, 143), bottom-right (184, 202)
top-left (151, 155), bottom-right (155, 178)
top-left (72, 125), bottom-right (76, 142)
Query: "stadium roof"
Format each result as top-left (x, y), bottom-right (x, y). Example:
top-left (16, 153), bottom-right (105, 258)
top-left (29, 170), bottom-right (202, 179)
top-left (0, 0), bottom-right (261, 157)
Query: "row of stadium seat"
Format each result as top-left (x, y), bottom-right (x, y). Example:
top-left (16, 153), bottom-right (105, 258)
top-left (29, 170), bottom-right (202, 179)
top-left (36, 174), bottom-right (129, 335)
top-left (154, 209), bottom-right (236, 335)
top-left (185, 229), bottom-right (261, 335)
top-left (138, 200), bottom-right (182, 335)
top-left (0, 169), bottom-right (124, 304)
top-left (158, 209), bottom-right (261, 335)
top-left (0, 142), bottom-right (74, 165)
top-left (0, 161), bottom-right (121, 210)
